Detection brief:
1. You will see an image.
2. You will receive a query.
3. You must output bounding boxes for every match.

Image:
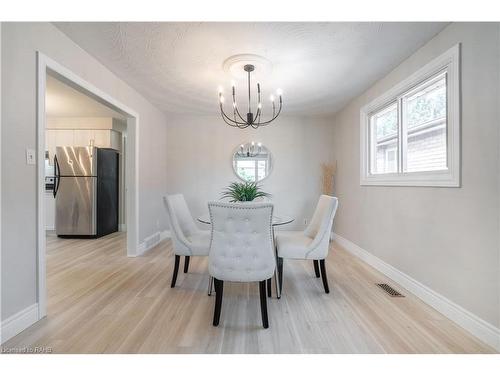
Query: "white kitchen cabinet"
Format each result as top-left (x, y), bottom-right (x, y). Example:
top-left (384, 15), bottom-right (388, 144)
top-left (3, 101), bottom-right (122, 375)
top-left (73, 129), bottom-right (94, 147)
top-left (46, 129), bottom-right (122, 161)
top-left (54, 129), bottom-right (74, 149)
top-left (110, 130), bottom-right (122, 151)
top-left (46, 129), bottom-right (73, 164)
top-left (87, 129), bottom-right (120, 150)
top-left (93, 129), bottom-right (110, 148)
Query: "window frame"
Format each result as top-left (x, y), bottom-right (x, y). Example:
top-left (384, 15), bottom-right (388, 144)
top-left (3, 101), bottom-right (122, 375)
top-left (360, 44), bottom-right (460, 187)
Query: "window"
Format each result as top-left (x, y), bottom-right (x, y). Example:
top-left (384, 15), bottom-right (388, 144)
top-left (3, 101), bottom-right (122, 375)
top-left (370, 102), bottom-right (398, 174)
top-left (360, 44), bottom-right (460, 187)
top-left (403, 75), bottom-right (447, 173)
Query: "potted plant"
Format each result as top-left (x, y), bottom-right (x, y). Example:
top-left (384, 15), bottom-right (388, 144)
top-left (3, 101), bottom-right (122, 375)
top-left (221, 181), bottom-right (271, 202)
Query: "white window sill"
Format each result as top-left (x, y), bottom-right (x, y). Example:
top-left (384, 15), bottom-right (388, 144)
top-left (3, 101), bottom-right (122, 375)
top-left (360, 170), bottom-right (460, 187)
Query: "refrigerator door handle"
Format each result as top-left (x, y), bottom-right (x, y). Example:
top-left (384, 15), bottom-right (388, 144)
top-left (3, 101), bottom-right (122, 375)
top-left (92, 177), bottom-right (97, 235)
top-left (53, 154), bottom-right (60, 198)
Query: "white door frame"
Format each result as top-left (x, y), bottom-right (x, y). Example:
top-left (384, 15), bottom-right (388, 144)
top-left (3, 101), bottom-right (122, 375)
top-left (36, 52), bottom-right (140, 319)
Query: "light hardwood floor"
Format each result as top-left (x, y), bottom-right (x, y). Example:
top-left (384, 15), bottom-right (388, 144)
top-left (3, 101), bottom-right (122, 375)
top-left (2, 232), bottom-right (495, 353)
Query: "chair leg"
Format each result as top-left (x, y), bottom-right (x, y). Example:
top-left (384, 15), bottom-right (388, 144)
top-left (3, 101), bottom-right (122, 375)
top-left (273, 236), bottom-right (281, 299)
top-left (319, 259), bottom-right (330, 294)
top-left (277, 257), bottom-right (284, 295)
top-left (274, 270), bottom-right (281, 299)
top-left (208, 276), bottom-right (213, 296)
top-left (313, 260), bottom-right (320, 278)
top-left (266, 278), bottom-right (272, 297)
top-left (171, 255), bottom-right (180, 288)
top-left (213, 278), bottom-right (224, 326)
top-left (184, 256), bottom-right (190, 273)
top-left (259, 280), bottom-right (269, 329)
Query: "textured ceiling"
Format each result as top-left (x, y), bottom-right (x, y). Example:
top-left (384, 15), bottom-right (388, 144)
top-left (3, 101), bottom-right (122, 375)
top-left (54, 22), bottom-right (448, 116)
top-left (46, 74), bottom-right (127, 119)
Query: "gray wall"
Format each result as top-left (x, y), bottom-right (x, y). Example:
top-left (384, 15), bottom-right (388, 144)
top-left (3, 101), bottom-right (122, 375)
top-left (1, 23), bottom-right (168, 320)
top-left (165, 114), bottom-right (334, 231)
top-left (331, 23), bottom-right (500, 327)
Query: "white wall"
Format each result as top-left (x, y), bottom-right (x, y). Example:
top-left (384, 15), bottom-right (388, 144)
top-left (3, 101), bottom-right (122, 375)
top-left (165, 114), bottom-right (334, 230)
top-left (1, 23), bottom-right (168, 321)
top-left (330, 23), bottom-right (500, 328)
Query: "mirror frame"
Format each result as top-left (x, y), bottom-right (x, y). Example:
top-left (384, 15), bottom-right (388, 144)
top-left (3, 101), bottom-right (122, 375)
top-left (231, 142), bottom-right (273, 183)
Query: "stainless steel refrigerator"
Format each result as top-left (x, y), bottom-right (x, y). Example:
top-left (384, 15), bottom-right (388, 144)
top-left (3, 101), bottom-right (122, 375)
top-left (54, 146), bottom-right (119, 238)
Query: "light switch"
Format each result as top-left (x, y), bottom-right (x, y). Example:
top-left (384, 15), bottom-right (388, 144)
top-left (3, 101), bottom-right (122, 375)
top-left (26, 148), bottom-right (36, 165)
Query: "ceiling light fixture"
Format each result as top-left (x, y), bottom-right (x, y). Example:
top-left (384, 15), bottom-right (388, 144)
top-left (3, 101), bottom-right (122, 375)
top-left (218, 64), bottom-right (283, 129)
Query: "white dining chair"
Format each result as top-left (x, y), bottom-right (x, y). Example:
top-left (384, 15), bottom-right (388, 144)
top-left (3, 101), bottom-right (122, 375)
top-left (163, 194), bottom-right (211, 288)
top-left (275, 195), bottom-right (338, 294)
top-left (208, 201), bottom-right (275, 328)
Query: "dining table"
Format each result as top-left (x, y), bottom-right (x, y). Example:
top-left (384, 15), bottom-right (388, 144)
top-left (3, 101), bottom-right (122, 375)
top-left (197, 213), bottom-right (294, 299)
top-left (197, 214), bottom-right (294, 227)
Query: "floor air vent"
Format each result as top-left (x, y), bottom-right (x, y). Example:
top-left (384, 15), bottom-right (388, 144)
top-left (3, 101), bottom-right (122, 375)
top-left (376, 283), bottom-right (405, 297)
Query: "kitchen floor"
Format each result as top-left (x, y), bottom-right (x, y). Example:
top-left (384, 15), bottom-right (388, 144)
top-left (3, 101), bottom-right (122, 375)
top-left (3, 232), bottom-right (495, 353)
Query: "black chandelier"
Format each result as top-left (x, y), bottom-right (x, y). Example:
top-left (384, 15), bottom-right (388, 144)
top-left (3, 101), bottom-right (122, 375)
top-left (218, 64), bottom-right (283, 129)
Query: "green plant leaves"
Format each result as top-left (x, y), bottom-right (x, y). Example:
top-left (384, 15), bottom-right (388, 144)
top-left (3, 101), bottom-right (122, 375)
top-left (221, 181), bottom-right (271, 203)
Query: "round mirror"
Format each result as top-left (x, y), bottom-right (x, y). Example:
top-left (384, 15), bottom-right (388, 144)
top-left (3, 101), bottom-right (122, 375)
top-left (232, 142), bottom-right (272, 182)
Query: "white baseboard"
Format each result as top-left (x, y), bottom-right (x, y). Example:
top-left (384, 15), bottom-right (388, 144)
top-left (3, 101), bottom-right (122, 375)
top-left (1, 303), bottom-right (39, 344)
top-left (334, 233), bottom-right (500, 352)
top-left (160, 230), bottom-right (171, 240)
top-left (119, 224), bottom-right (127, 232)
top-left (136, 230), bottom-right (170, 256)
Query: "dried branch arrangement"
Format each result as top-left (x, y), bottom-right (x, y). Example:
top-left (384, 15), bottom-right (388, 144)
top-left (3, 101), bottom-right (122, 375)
top-left (321, 161), bottom-right (337, 196)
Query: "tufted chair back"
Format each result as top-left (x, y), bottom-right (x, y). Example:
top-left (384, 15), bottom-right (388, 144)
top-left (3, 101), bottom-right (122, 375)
top-left (303, 195), bottom-right (339, 259)
top-left (208, 202), bottom-right (275, 282)
top-left (163, 194), bottom-right (199, 256)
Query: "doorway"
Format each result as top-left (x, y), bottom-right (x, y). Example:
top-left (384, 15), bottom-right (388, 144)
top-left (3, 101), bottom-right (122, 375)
top-left (36, 53), bottom-right (140, 320)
